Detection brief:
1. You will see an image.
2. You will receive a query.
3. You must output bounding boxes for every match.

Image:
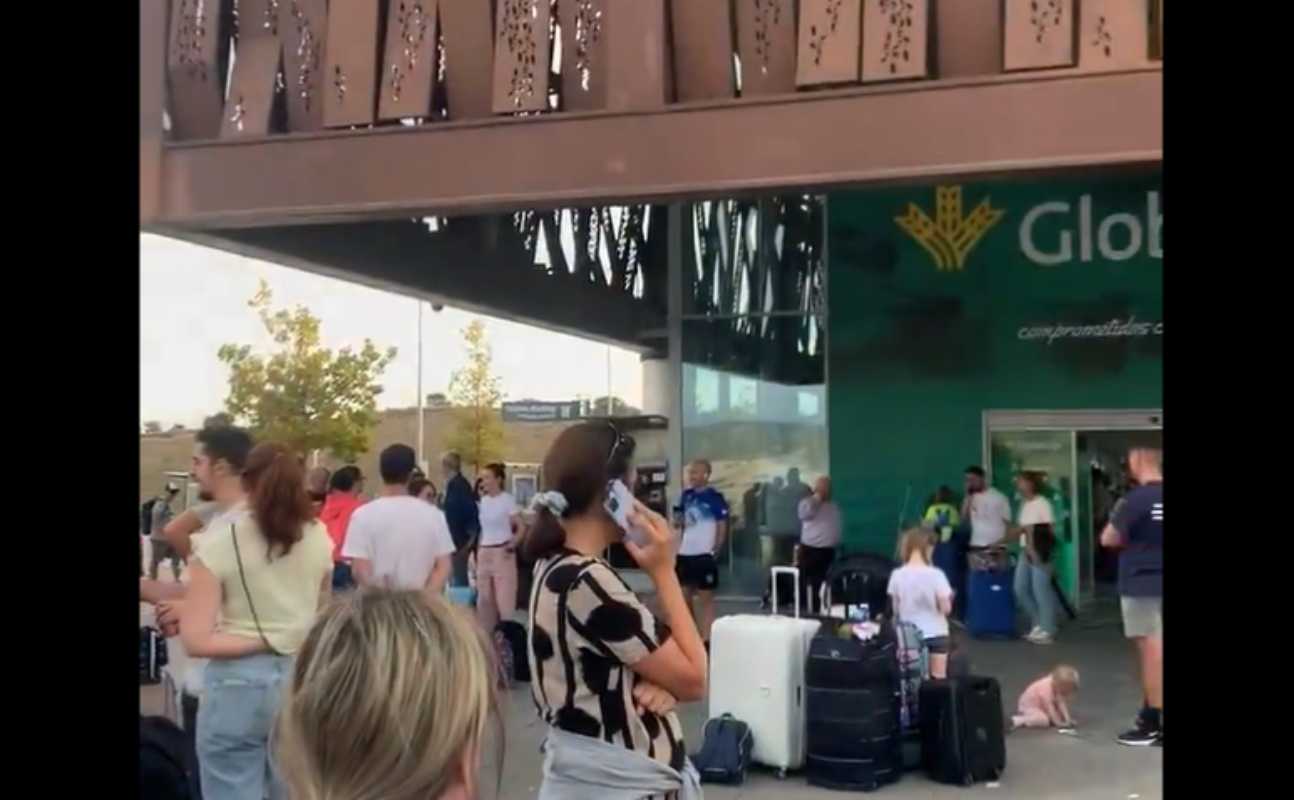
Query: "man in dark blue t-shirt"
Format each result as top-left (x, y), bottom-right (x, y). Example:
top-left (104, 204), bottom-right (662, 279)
top-left (1101, 445), bottom-right (1163, 747)
top-left (441, 451), bottom-right (481, 587)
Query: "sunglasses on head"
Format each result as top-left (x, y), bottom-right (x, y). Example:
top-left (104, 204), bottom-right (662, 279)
top-left (605, 421), bottom-right (631, 469)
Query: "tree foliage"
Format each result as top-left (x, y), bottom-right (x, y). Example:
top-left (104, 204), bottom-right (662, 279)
top-left (445, 320), bottom-right (505, 473)
top-left (218, 281), bottom-right (397, 462)
top-left (143, 421), bottom-right (163, 434)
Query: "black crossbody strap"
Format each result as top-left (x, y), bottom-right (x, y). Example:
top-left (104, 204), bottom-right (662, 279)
top-left (230, 523), bottom-right (282, 656)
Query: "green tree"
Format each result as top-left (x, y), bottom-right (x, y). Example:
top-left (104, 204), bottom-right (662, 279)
top-left (218, 281), bottom-right (397, 461)
top-left (445, 320), bottom-right (505, 473)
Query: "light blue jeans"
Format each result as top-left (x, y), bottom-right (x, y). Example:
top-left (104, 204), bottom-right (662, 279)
top-left (197, 653), bottom-right (293, 800)
top-left (1014, 557), bottom-right (1058, 637)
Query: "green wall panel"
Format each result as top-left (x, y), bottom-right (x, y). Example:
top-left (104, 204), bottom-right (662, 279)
top-left (827, 173), bottom-right (1162, 554)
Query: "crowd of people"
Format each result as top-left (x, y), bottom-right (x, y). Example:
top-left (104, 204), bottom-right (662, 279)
top-left (141, 418), bottom-right (1162, 798)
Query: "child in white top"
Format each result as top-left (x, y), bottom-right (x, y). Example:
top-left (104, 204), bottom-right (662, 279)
top-left (888, 529), bottom-right (955, 678)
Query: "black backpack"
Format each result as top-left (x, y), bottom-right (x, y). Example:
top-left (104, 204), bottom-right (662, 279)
top-left (494, 620), bottom-right (530, 683)
top-left (140, 716), bottom-right (192, 800)
top-left (141, 498), bottom-right (158, 536)
top-left (692, 714), bottom-right (755, 785)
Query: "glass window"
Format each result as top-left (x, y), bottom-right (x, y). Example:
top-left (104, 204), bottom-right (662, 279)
top-left (683, 196), bottom-right (826, 317)
top-left (681, 316), bottom-right (827, 597)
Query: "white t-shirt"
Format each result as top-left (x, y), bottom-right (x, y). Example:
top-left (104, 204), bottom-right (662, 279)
top-left (341, 496), bottom-right (456, 590)
top-left (968, 488), bottom-right (1012, 548)
top-left (1017, 496), bottom-right (1055, 548)
top-left (478, 492), bottom-right (520, 547)
top-left (887, 563), bottom-right (954, 640)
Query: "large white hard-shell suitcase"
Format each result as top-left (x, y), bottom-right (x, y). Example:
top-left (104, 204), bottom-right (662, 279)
top-left (709, 566), bottom-right (821, 776)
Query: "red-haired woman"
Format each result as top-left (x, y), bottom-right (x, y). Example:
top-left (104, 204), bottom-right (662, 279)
top-left (181, 441), bottom-right (334, 800)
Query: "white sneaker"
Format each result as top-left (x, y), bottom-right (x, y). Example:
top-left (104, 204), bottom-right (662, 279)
top-left (1028, 631), bottom-right (1054, 645)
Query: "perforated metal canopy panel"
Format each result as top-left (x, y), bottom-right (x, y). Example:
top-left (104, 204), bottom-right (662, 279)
top-left (1003, 0), bottom-right (1077, 72)
top-left (379, 0), bottom-right (440, 120)
top-left (860, 0), bottom-right (931, 83)
top-left (279, 0), bottom-right (328, 132)
top-left (736, 0), bottom-right (798, 96)
top-left (323, 0), bottom-right (385, 127)
top-left (797, 0), bottom-right (862, 87)
top-left (492, 0), bottom-right (553, 113)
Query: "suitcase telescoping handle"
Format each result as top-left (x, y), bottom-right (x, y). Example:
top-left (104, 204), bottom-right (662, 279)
top-left (770, 566), bottom-right (800, 619)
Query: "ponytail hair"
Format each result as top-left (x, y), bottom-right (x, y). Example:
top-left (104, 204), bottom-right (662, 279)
top-left (242, 442), bottom-right (313, 558)
top-left (522, 422), bottom-right (636, 562)
top-left (523, 506), bottom-right (567, 563)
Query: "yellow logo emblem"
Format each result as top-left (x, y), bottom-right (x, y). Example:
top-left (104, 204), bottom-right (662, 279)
top-left (895, 186), bottom-right (1005, 271)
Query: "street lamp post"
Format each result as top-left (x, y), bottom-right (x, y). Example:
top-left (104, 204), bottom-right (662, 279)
top-left (416, 300), bottom-right (424, 471)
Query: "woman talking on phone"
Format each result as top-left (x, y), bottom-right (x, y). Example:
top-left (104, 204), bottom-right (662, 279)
top-left (524, 422), bottom-right (708, 799)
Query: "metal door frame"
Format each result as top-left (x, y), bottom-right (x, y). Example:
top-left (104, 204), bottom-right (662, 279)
top-left (981, 409), bottom-right (1163, 609)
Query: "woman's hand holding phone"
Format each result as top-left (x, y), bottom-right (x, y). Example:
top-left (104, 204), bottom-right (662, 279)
top-left (624, 499), bottom-right (677, 581)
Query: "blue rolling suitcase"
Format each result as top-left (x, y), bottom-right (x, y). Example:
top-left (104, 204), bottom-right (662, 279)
top-left (965, 569), bottom-right (1015, 638)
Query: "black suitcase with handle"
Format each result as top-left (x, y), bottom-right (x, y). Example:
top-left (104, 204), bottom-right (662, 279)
top-left (918, 677), bottom-right (1006, 786)
top-left (805, 627), bottom-right (903, 792)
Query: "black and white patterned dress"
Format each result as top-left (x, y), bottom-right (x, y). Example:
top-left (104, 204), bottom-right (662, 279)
top-left (528, 550), bottom-right (687, 771)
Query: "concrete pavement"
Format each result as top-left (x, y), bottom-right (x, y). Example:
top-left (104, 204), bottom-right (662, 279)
top-left (141, 591), bottom-right (1161, 799)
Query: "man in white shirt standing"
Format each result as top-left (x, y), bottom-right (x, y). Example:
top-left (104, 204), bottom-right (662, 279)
top-left (342, 444), bottom-right (455, 598)
top-left (963, 466), bottom-right (1011, 551)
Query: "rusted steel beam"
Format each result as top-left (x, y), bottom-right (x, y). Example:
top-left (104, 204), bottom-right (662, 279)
top-left (157, 68), bottom-right (1162, 229)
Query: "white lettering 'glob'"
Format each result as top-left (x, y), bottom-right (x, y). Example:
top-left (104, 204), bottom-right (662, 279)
top-left (1098, 213), bottom-right (1143, 261)
top-left (1020, 191), bottom-right (1162, 266)
top-left (1020, 201), bottom-right (1072, 266)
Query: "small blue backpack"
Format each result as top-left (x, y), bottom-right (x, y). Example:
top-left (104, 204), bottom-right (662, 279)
top-left (692, 714), bottom-right (755, 785)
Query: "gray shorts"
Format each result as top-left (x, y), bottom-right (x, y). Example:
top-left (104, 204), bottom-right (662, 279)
top-left (1121, 596), bottom-right (1162, 639)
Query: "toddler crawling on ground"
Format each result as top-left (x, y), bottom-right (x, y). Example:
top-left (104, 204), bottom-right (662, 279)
top-left (1012, 665), bottom-right (1079, 730)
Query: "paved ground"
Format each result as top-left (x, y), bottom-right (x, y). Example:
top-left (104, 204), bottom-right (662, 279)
top-left (141, 559), bottom-right (1161, 799)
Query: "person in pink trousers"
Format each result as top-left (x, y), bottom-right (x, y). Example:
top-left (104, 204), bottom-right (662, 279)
top-left (1012, 665), bottom-right (1080, 730)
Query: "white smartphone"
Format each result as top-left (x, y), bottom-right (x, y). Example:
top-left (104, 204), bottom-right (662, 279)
top-left (604, 479), bottom-right (648, 546)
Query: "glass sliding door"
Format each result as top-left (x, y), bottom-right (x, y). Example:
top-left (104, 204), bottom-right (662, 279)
top-left (988, 429), bottom-right (1079, 609)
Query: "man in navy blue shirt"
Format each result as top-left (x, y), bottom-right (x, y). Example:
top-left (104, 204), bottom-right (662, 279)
top-left (673, 459), bottom-right (729, 647)
top-left (441, 451), bottom-right (481, 587)
top-left (1101, 445), bottom-right (1163, 747)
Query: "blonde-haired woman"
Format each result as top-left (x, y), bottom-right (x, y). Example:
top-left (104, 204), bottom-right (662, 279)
top-left (276, 589), bottom-right (498, 800)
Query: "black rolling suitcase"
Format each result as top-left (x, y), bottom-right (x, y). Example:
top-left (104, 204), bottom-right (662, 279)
top-left (805, 627), bottom-right (903, 792)
top-left (918, 677), bottom-right (1006, 786)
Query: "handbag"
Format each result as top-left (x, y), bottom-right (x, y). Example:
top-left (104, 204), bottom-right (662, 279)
top-left (230, 523), bottom-right (283, 657)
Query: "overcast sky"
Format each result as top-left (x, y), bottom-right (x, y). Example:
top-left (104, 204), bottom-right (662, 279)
top-left (139, 234), bottom-right (644, 429)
